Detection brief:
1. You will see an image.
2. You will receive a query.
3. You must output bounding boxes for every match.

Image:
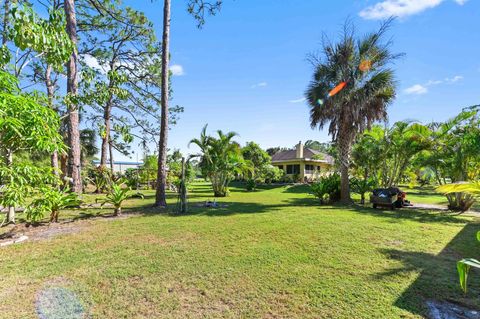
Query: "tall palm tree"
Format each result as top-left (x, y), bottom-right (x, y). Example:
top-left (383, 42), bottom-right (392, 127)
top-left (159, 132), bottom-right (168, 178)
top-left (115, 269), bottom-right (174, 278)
top-left (190, 125), bottom-right (249, 197)
top-left (305, 19), bottom-right (400, 203)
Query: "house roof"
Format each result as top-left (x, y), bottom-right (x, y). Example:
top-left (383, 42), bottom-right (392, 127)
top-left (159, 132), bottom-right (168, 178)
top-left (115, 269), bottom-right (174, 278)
top-left (271, 148), bottom-right (334, 165)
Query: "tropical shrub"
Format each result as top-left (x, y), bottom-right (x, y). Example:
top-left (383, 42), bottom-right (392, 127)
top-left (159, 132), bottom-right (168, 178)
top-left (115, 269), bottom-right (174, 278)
top-left (350, 177), bottom-right (377, 205)
top-left (101, 182), bottom-right (143, 216)
top-left (311, 173), bottom-right (341, 204)
top-left (190, 125), bottom-right (252, 197)
top-left (437, 182), bottom-right (479, 212)
top-left (124, 168), bottom-right (140, 189)
top-left (26, 187), bottom-right (80, 223)
top-left (262, 165), bottom-right (283, 184)
top-left (456, 231), bottom-right (480, 293)
top-left (88, 166), bottom-right (113, 193)
top-left (245, 179), bottom-right (256, 191)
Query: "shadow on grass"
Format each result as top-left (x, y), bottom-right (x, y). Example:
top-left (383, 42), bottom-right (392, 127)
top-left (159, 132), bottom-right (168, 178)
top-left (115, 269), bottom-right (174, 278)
top-left (373, 222), bottom-right (480, 316)
top-left (325, 204), bottom-right (469, 224)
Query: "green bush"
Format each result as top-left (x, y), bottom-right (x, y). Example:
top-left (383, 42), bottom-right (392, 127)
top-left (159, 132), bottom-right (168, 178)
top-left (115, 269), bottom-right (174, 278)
top-left (310, 173), bottom-right (341, 204)
top-left (88, 166), bottom-right (113, 193)
top-left (245, 179), bottom-right (256, 191)
top-left (262, 166), bottom-right (283, 184)
top-left (124, 168), bottom-right (140, 188)
top-left (26, 187), bottom-right (80, 223)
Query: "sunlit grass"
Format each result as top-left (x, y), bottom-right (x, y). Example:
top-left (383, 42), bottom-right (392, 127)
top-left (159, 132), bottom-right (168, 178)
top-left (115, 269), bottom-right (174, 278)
top-left (1, 182), bottom-right (479, 318)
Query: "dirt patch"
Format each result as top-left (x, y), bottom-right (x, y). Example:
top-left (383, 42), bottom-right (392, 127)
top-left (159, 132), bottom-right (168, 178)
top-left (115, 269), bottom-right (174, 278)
top-left (0, 213), bottom-right (137, 247)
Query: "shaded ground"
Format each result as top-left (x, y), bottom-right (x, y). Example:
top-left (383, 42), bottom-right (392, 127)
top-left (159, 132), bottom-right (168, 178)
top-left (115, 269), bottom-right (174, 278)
top-left (0, 182), bottom-right (479, 318)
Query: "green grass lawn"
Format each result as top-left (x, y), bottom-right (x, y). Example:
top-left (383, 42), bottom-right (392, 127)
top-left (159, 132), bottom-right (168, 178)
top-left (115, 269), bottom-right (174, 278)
top-left (1, 182), bottom-right (480, 318)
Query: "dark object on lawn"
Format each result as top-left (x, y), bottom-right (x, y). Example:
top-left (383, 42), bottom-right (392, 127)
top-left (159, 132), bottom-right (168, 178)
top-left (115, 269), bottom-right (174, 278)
top-left (204, 199), bottom-right (218, 208)
top-left (370, 187), bottom-right (412, 210)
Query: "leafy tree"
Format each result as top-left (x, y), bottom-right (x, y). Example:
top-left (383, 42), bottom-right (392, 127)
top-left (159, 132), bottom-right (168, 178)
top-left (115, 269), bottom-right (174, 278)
top-left (241, 142), bottom-right (271, 179)
top-left (266, 146), bottom-right (288, 156)
top-left (305, 19), bottom-right (399, 203)
top-left (190, 125), bottom-right (251, 197)
top-left (0, 71), bottom-right (64, 224)
top-left (79, 5), bottom-right (161, 170)
top-left (304, 140), bottom-right (332, 154)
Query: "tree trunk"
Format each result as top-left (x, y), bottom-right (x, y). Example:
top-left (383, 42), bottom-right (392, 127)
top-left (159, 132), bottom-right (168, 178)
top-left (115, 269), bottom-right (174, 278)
top-left (100, 98), bottom-right (112, 168)
top-left (6, 151), bottom-right (15, 224)
top-left (45, 65), bottom-right (60, 177)
top-left (2, 0), bottom-right (13, 45)
top-left (64, 0), bottom-right (82, 194)
top-left (109, 140), bottom-right (114, 172)
top-left (114, 206), bottom-right (121, 216)
top-left (155, 0), bottom-right (171, 208)
top-left (338, 134), bottom-right (352, 204)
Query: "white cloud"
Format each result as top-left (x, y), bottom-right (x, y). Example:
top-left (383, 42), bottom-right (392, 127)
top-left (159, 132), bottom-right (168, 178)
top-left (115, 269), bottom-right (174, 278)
top-left (445, 75), bottom-right (463, 83)
top-left (404, 84), bottom-right (428, 95)
top-left (425, 79), bottom-right (443, 86)
top-left (251, 82), bottom-right (268, 89)
top-left (359, 0), bottom-right (467, 20)
top-left (81, 54), bottom-right (107, 73)
top-left (289, 97), bottom-right (306, 103)
top-left (404, 74), bottom-right (463, 95)
top-left (170, 64), bottom-right (185, 76)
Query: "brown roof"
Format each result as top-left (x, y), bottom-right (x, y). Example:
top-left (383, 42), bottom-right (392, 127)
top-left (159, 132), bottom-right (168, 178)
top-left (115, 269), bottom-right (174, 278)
top-left (271, 148), bottom-right (334, 165)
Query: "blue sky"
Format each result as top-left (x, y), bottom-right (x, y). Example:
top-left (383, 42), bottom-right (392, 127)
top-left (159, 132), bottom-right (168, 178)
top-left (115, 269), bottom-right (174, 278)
top-left (117, 0), bottom-right (480, 161)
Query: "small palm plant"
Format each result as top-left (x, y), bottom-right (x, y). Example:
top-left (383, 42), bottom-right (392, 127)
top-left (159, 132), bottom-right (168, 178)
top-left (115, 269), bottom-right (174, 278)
top-left (437, 182), bottom-right (480, 292)
top-left (437, 182), bottom-right (479, 212)
top-left (350, 177), bottom-right (377, 205)
top-left (26, 187), bottom-right (81, 223)
top-left (101, 182), bottom-right (142, 216)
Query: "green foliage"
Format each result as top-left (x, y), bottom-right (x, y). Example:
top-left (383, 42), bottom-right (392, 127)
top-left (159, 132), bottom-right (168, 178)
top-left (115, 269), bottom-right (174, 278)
top-left (9, 5), bottom-right (73, 69)
top-left (0, 71), bottom-right (64, 155)
top-left (245, 179), bottom-right (256, 191)
top-left (350, 177), bottom-right (377, 204)
top-left (0, 71), bottom-right (64, 222)
top-left (456, 231), bottom-right (480, 293)
top-left (305, 19), bottom-right (400, 201)
top-left (124, 168), bottom-right (140, 188)
top-left (88, 166), bottom-right (114, 193)
top-left (310, 174), bottom-right (341, 204)
top-left (262, 165), bottom-right (284, 184)
top-left (241, 142), bottom-right (271, 179)
top-left (190, 125), bottom-right (252, 197)
top-left (26, 187), bottom-right (80, 223)
top-left (436, 182), bottom-right (479, 211)
top-left (101, 182), bottom-right (141, 216)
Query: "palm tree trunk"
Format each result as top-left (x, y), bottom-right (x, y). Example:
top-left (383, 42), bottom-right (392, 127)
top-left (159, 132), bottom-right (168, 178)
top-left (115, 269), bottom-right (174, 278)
top-left (45, 64), bottom-right (60, 177)
top-left (64, 0), bottom-right (82, 194)
top-left (155, 0), bottom-right (171, 208)
top-left (338, 134), bottom-right (352, 203)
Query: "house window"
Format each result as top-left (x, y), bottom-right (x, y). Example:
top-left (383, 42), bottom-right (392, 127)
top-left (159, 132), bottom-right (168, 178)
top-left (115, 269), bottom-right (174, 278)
top-left (286, 164), bottom-right (300, 174)
top-left (305, 164), bottom-right (314, 171)
top-left (277, 165), bottom-right (283, 170)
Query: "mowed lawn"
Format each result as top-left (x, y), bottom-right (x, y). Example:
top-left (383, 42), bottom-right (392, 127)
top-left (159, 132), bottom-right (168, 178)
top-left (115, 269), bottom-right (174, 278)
top-left (1, 183), bottom-right (480, 318)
